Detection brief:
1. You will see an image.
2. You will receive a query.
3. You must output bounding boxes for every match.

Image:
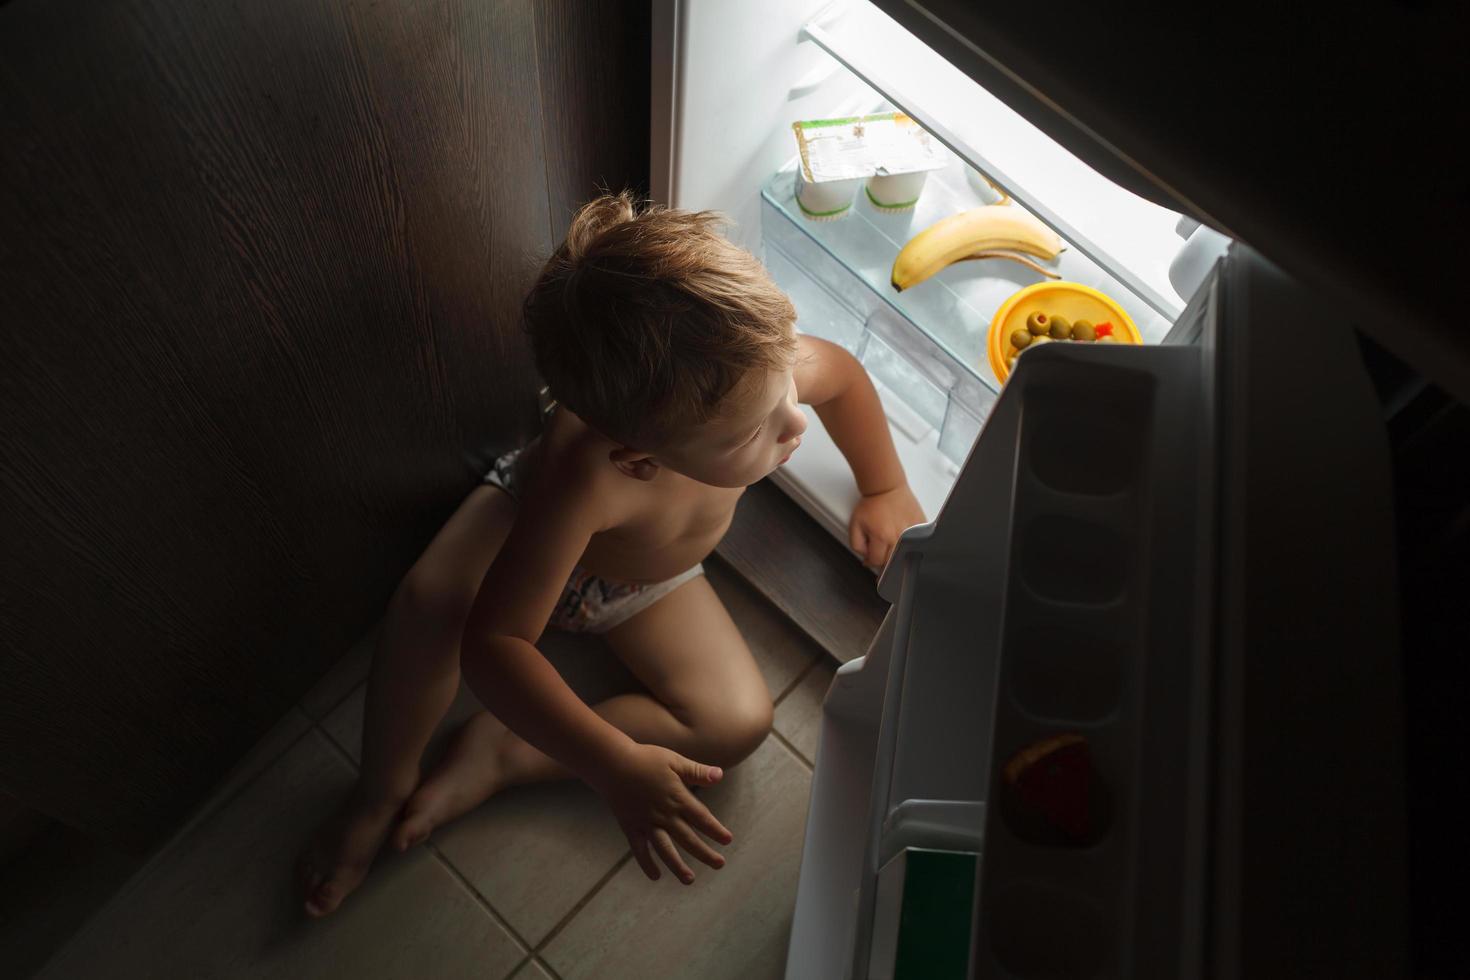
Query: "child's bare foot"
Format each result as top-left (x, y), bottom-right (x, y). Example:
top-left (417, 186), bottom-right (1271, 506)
top-left (295, 788), bottom-right (407, 918)
top-left (392, 711), bottom-right (511, 851)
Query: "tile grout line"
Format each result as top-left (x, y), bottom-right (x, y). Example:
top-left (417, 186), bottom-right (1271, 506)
top-left (315, 720), bottom-right (359, 766)
top-left (530, 850), bottom-right (636, 961)
top-left (772, 653), bottom-right (821, 707)
top-left (426, 839), bottom-right (537, 960)
top-left (298, 626), bottom-right (380, 723)
top-left (315, 711), bottom-right (657, 970)
top-left (301, 684), bottom-right (362, 727)
top-left (769, 729), bottom-right (815, 771)
top-left (172, 706), bottom-right (316, 842)
top-left (38, 709), bottom-right (319, 972)
top-left (315, 657), bottom-right (818, 970)
top-left (313, 721), bottom-right (538, 957)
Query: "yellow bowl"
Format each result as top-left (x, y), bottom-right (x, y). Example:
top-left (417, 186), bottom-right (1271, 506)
top-left (987, 282), bottom-right (1142, 384)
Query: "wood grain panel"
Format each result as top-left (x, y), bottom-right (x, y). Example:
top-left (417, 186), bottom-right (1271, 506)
top-left (0, 0), bottom-right (552, 850)
top-left (534, 0), bottom-right (653, 227)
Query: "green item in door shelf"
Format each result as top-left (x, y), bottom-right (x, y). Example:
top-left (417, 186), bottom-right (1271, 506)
top-left (869, 847), bottom-right (978, 980)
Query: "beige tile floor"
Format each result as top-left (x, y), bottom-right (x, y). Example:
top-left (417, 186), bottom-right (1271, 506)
top-left (37, 559), bottom-right (839, 980)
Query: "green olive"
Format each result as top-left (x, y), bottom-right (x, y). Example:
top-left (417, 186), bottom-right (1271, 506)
top-left (1025, 312), bottom-right (1050, 336)
top-left (1010, 329), bottom-right (1032, 350)
top-left (1072, 320), bottom-right (1096, 342)
top-left (1048, 315), bottom-right (1072, 340)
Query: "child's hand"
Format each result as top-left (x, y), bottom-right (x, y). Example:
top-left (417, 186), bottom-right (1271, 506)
top-left (849, 483), bottom-right (926, 570)
top-left (590, 742), bottom-right (733, 884)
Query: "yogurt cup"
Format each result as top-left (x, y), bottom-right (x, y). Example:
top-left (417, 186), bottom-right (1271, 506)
top-left (795, 170), bottom-right (861, 221)
top-left (865, 171), bottom-right (929, 211)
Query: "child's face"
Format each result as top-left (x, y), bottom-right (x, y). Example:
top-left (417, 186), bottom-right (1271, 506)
top-left (656, 362), bottom-right (807, 489)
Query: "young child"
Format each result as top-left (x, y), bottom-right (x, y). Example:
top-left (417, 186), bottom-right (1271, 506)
top-left (297, 190), bottom-right (926, 917)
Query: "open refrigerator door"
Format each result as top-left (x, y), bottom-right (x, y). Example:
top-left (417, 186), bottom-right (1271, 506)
top-left (786, 253), bottom-right (1216, 977)
top-left (783, 243), bottom-right (1404, 979)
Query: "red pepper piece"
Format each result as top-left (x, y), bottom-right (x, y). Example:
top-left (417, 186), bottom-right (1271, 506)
top-left (1095, 321), bottom-right (1114, 337)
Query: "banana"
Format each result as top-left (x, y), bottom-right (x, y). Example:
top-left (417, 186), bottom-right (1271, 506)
top-left (891, 206), bottom-right (1062, 291)
top-left (954, 250), bottom-right (1062, 280)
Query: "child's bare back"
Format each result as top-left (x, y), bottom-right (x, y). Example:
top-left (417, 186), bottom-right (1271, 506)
top-left (295, 190), bottom-right (924, 918)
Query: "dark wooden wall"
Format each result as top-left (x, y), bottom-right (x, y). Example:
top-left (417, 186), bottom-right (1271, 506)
top-left (0, 0), bottom-right (650, 852)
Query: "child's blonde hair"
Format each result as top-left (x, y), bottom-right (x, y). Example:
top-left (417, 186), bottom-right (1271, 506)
top-left (523, 189), bottom-right (798, 449)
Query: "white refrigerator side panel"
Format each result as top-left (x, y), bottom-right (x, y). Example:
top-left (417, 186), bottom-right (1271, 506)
top-left (651, 0), bottom-right (874, 253)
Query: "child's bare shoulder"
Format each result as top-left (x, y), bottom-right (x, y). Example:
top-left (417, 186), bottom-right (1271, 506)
top-left (522, 414), bottom-right (638, 532)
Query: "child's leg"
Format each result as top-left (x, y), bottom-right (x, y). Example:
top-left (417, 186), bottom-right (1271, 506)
top-left (296, 484), bottom-right (516, 918)
top-left (396, 573), bottom-right (773, 847)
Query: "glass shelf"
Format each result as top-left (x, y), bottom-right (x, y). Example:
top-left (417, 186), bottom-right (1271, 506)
top-left (800, 1), bottom-right (1187, 322)
top-left (760, 150), bottom-right (1175, 463)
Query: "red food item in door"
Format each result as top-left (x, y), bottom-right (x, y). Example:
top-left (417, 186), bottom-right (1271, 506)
top-left (1094, 321), bottom-right (1114, 338)
top-left (1002, 733), bottom-right (1094, 842)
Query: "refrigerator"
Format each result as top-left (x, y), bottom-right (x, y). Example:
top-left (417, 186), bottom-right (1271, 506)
top-left (651, 2), bottom-right (1427, 976)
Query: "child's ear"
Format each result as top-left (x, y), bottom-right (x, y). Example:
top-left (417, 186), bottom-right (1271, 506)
top-left (609, 447), bottom-right (660, 481)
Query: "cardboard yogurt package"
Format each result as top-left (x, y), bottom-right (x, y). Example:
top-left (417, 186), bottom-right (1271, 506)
top-left (791, 112), bottom-right (949, 218)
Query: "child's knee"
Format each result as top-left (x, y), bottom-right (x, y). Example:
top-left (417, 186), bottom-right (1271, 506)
top-left (701, 690), bottom-right (774, 767)
top-left (390, 565), bottom-right (476, 633)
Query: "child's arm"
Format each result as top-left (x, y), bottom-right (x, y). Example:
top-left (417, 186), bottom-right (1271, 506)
top-left (793, 334), bottom-right (927, 569)
top-left (459, 453), bottom-right (732, 877)
top-left (460, 459), bottom-right (629, 779)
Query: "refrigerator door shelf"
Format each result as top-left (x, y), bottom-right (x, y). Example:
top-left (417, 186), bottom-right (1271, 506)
top-left (794, 316), bottom-right (1213, 980)
top-left (800, 0), bottom-right (1192, 322)
top-left (879, 800), bottom-right (985, 871)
